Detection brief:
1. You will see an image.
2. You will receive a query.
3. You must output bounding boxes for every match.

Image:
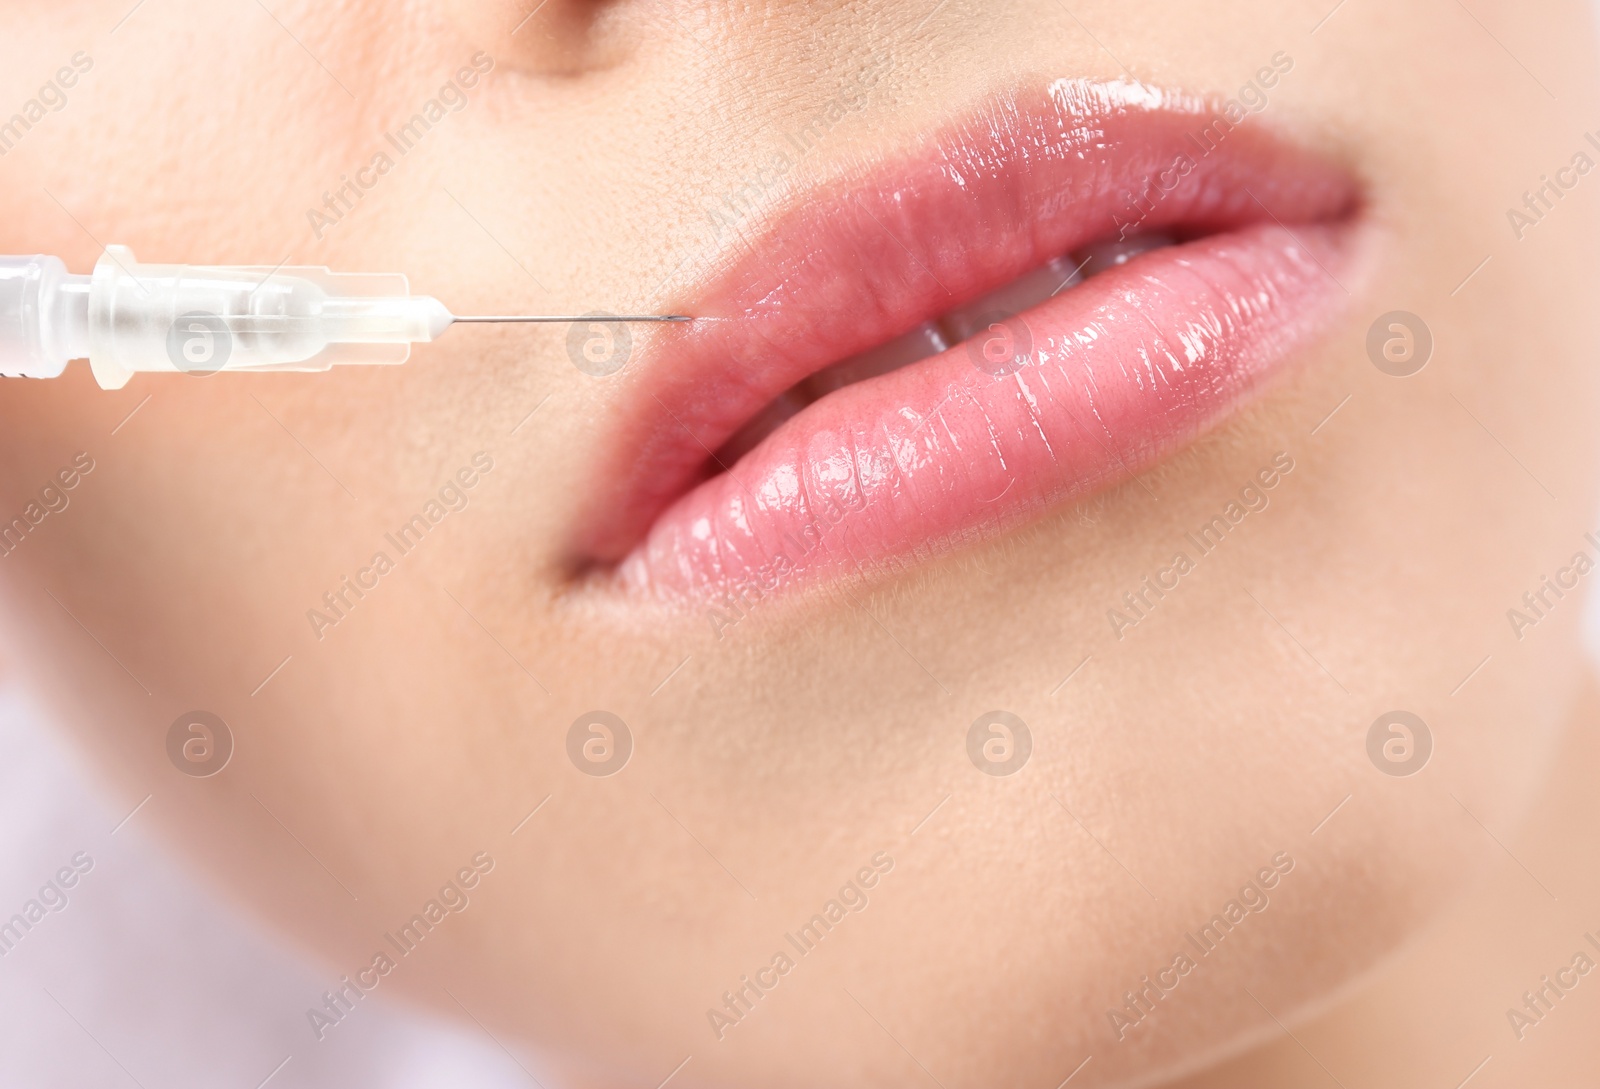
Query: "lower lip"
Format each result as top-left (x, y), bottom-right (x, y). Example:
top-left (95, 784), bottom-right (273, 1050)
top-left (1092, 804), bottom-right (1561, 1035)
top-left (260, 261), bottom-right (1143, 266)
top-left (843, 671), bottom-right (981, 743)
top-left (615, 220), bottom-right (1358, 598)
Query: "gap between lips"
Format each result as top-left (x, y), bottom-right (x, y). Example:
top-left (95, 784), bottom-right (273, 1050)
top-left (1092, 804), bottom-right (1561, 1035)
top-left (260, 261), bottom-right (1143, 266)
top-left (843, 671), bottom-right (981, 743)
top-left (713, 231), bottom-right (1178, 466)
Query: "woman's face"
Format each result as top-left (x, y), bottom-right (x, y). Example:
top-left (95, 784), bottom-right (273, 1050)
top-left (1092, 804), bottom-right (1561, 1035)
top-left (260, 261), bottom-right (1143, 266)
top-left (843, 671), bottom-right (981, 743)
top-left (3, 1), bottom-right (1599, 1085)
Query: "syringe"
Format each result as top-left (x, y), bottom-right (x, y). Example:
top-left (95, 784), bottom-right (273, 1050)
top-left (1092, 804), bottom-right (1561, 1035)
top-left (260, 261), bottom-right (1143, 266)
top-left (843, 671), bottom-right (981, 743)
top-left (0, 247), bottom-right (690, 390)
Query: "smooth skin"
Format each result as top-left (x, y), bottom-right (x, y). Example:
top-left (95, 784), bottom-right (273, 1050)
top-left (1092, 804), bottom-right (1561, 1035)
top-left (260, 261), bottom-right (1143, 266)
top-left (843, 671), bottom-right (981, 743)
top-left (1, 2), bottom-right (1599, 1086)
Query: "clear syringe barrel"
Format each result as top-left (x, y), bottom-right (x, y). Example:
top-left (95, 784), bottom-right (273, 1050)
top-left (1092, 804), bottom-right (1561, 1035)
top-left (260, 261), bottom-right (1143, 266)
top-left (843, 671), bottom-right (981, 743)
top-left (82, 245), bottom-right (452, 390)
top-left (0, 246), bottom-right (454, 389)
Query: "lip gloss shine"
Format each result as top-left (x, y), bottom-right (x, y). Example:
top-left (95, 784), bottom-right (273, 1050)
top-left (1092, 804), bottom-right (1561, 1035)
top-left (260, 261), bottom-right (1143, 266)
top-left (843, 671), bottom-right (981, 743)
top-left (577, 80), bottom-right (1364, 598)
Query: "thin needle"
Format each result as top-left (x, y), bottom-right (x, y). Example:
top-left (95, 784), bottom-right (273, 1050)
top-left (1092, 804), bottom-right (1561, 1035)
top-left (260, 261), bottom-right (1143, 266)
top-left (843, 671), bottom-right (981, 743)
top-left (452, 314), bottom-right (693, 323)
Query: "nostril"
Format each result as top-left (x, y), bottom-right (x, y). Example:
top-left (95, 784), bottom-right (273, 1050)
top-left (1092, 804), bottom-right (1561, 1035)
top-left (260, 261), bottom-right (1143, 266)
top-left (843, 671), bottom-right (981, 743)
top-left (443, 0), bottom-right (636, 76)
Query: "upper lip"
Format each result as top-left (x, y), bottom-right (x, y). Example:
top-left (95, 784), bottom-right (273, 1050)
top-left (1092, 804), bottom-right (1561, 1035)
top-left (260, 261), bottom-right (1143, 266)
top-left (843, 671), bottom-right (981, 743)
top-left (570, 79), bottom-right (1362, 596)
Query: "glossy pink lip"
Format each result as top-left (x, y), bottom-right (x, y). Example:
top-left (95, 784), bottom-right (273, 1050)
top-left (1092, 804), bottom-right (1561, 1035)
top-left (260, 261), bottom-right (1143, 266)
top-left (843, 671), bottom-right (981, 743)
top-left (576, 80), bottom-right (1362, 598)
